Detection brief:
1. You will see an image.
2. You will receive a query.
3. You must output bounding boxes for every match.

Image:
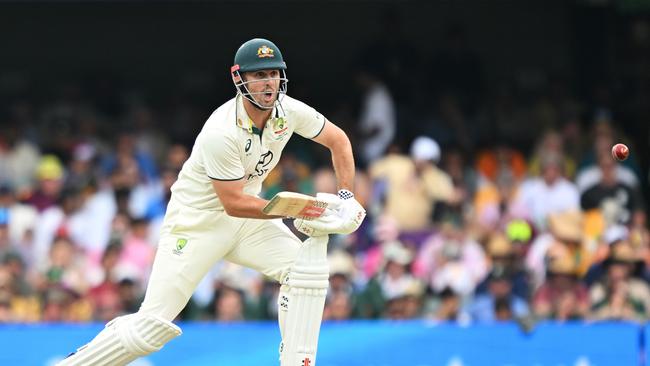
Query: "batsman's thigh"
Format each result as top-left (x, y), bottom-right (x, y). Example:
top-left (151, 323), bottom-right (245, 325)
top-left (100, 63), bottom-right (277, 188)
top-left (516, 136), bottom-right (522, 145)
top-left (140, 206), bottom-right (242, 320)
top-left (225, 218), bottom-right (301, 282)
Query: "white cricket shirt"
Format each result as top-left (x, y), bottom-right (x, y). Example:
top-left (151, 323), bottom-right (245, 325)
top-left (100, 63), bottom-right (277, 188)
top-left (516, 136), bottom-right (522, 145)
top-left (170, 94), bottom-right (326, 210)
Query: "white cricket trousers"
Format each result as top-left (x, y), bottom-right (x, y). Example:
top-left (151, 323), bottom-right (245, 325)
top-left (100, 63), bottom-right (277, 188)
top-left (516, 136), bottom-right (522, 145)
top-left (139, 198), bottom-right (301, 320)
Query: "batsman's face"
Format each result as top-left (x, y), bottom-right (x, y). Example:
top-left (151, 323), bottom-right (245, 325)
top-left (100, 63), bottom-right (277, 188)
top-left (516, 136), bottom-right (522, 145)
top-left (244, 69), bottom-right (281, 108)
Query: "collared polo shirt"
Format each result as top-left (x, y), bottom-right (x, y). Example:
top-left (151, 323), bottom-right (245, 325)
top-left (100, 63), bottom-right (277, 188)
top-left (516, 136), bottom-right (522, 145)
top-left (170, 94), bottom-right (326, 210)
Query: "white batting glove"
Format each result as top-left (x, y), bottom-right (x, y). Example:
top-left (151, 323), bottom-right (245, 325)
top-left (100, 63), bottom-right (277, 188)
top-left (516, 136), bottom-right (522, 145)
top-left (293, 193), bottom-right (341, 237)
top-left (293, 190), bottom-right (366, 237)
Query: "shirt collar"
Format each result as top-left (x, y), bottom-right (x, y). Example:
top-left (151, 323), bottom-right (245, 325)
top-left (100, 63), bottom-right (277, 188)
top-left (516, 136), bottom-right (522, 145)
top-left (235, 94), bottom-right (286, 137)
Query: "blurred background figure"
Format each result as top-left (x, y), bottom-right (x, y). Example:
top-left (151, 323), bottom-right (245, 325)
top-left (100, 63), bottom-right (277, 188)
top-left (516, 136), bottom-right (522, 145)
top-left (580, 151), bottom-right (645, 227)
top-left (514, 152), bottom-right (580, 230)
top-left (355, 67), bottom-right (396, 169)
top-left (589, 240), bottom-right (650, 322)
top-left (323, 249), bottom-right (358, 321)
top-left (465, 264), bottom-right (530, 323)
top-left (357, 241), bottom-right (419, 319)
top-left (532, 250), bottom-right (589, 322)
top-left (25, 155), bottom-right (65, 213)
top-left (0, 124), bottom-right (40, 197)
top-left (369, 136), bottom-right (454, 245)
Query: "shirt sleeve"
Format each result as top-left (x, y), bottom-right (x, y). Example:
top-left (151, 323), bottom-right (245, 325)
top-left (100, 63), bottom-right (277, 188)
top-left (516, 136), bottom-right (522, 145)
top-left (200, 130), bottom-right (245, 181)
top-left (291, 99), bottom-right (327, 139)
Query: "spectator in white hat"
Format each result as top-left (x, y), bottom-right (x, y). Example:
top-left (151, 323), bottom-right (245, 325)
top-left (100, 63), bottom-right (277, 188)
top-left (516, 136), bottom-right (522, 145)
top-left (369, 136), bottom-right (454, 237)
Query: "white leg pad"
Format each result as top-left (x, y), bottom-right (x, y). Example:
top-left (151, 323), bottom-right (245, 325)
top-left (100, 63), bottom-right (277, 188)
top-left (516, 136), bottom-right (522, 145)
top-left (57, 313), bottom-right (182, 366)
top-left (281, 235), bottom-right (329, 366)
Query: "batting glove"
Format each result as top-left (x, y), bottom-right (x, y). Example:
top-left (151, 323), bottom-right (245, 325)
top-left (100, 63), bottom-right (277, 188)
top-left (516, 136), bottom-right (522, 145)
top-left (293, 193), bottom-right (341, 237)
top-left (294, 190), bottom-right (366, 236)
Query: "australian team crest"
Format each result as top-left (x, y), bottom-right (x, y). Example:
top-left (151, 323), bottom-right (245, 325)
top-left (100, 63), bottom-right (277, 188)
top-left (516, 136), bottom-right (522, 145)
top-left (173, 238), bottom-right (188, 255)
top-left (271, 117), bottom-right (289, 140)
top-left (257, 45), bottom-right (274, 58)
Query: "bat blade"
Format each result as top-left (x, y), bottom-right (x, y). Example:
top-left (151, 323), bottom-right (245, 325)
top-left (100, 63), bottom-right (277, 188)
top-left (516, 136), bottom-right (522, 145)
top-left (262, 191), bottom-right (328, 218)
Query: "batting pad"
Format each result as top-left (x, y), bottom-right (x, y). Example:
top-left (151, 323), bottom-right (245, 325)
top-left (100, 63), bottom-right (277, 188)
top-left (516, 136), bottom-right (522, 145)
top-left (57, 313), bottom-right (181, 366)
top-left (281, 235), bottom-right (329, 366)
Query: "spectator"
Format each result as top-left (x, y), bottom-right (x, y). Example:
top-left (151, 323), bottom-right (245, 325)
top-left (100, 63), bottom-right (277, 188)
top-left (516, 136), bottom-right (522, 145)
top-left (584, 225), bottom-right (630, 286)
top-left (116, 217), bottom-right (155, 286)
top-left (357, 241), bottom-right (417, 318)
top-left (3, 252), bottom-right (34, 299)
top-left (165, 143), bottom-right (189, 172)
top-left (581, 151), bottom-right (645, 226)
top-left (475, 232), bottom-right (530, 299)
top-left (436, 147), bottom-right (478, 227)
top-left (128, 104), bottom-right (170, 166)
top-left (118, 278), bottom-right (141, 315)
top-left (465, 265), bottom-right (530, 323)
top-left (589, 241), bottom-right (650, 322)
top-left (576, 118), bottom-right (641, 189)
top-left (0, 263), bottom-right (40, 322)
top-left (514, 152), bottom-right (580, 230)
top-left (41, 236), bottom-right (89, 295)
top-left (324, 291), bottom-right (354, 321)
top-left (24, 155), bottom-right (65, 212)
top-left (32, 186), bottom-right (86, 270)
top-left (532, 251), bottom-right (590, 321)
top-left (0, 123), bottom-right (40, 195)
top-left (0, 210), bottom-right (10, 259)
top-left (472, 143), bottom-right (526, 231)
top-left (356, 69), bottom-right (396, 168)
top-left (324, 249), bottom-right (358, 321)
top-left (526, 211), bottom-right (590, 289)
top-left (527, 130), bottom-right (576, 179)
top-left (415, 222), bottom-right (488, 298)
top-left (143, 166), bottom-right (179, 244)
top-left (72, 177), bottom-right (117, 266)
top-left (211, 285), bottom-right (246, 322)
top-left (0, 184), bottom-right (37, 255)
top-left (87, 243), bottom-right (123, 321)
top-left (427, 287), bottom-right (464, 322)
top-left (384, 279), bottom-right (424, 320)
top-left (369, 136), bottom-right (454, 236)
top-left (143, 166), bottom-right (178, 222)
top-left (65, 143), bottom-right (99, 189)
top-left (102, 132), bottom-right (158, 183)
top-left (41, 285), bottom-right (91, 322)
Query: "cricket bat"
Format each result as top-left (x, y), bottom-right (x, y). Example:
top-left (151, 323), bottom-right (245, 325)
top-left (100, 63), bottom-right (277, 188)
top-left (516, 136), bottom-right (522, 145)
top-left (262, 191), bottom-right (329, 219)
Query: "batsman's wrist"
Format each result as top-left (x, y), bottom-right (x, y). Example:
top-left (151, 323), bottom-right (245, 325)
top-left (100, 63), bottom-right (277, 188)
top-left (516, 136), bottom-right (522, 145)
top-left (338, 189), bottom-right (354, 200)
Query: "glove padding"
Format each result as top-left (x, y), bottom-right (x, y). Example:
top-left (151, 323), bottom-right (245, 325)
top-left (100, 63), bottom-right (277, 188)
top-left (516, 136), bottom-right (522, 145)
top-left (293, 193), bottom-right (340, 237)
top-left (294, 190), bottom-right (366, 237)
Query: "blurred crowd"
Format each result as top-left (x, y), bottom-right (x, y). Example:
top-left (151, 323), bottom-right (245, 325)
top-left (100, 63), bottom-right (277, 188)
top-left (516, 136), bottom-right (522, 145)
top-left (1, 93), bottom-right (648, 327)
top-left (1, 19), bottom-right (649, 326)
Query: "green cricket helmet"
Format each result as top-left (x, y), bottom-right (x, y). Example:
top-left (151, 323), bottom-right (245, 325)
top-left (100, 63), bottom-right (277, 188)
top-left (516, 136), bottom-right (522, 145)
top-left (231, 38), bottom-right (289, 110)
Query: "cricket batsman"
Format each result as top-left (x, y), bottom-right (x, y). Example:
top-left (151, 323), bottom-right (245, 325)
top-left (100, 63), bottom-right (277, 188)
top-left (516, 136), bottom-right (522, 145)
top-left (58, 38), bottom-right (365, 366)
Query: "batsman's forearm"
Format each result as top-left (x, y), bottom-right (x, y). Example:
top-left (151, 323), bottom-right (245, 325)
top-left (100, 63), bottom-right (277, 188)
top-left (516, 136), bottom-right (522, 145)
top-left (330, 135), bottom-right (355, 192)
top-left (223, 195), bottom-right (280, 219)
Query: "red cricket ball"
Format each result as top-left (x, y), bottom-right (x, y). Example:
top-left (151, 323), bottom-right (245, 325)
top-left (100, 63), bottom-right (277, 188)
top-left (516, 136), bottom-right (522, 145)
top-left (612, 143), bottom-right (629, 161)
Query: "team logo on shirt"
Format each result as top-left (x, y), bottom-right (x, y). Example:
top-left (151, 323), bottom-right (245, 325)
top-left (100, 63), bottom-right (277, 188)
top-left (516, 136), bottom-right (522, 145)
top-left (257, 45), bottom-right (275, 58)
top-left (271, 117), bottom-right (289, 141)
top-left (173, 238), bottom-right (188, 255)
top-left (247, 151), bottom-right (274, 180)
